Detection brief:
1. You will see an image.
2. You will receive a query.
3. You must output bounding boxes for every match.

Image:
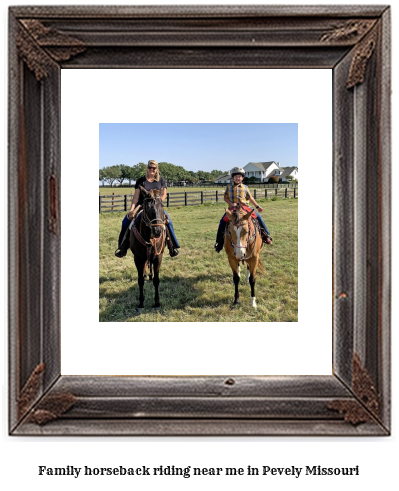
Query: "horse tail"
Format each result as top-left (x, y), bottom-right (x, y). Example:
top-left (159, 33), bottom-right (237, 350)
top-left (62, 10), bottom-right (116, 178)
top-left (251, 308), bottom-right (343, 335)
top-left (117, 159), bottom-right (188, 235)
top-left (257, 259), bottom-right (266, 274)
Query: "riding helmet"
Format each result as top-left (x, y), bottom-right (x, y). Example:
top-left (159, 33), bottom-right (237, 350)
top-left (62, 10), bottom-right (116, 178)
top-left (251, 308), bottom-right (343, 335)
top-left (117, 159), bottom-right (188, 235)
top-left (230, 166), bottom-right (246, 177)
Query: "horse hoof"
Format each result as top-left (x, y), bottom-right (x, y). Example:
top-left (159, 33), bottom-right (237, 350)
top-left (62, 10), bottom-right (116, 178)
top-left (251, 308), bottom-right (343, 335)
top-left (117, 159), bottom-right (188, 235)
top-left (136, 307), bottom-right (144, 314)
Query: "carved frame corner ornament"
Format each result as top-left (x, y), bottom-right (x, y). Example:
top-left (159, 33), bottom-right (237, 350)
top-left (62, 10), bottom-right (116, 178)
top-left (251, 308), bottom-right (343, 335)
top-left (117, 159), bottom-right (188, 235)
top-left (346, 27), bottom-right (379, 88)
top-left (17, 19), bottom-right (85, 81)
top-left (328, 354), bottom-right (381, 425)
top-left (8, 5), bottom-right (391, 436)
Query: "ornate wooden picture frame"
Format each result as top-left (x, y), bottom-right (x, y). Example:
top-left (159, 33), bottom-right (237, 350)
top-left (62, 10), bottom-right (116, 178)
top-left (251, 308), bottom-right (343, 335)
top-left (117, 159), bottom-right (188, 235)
top-left (9, 5), bottom-right (391, 435)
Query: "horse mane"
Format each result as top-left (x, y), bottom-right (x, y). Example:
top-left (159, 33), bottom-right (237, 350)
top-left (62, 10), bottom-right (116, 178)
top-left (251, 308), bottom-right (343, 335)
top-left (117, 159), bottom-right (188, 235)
top-left (232, 203), bottom-right (250, 224)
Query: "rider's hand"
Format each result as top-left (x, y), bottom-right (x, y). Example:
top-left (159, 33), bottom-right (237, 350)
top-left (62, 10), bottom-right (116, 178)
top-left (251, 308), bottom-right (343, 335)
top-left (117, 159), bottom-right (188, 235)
top-left (257, 206), bottom-right (263, 213)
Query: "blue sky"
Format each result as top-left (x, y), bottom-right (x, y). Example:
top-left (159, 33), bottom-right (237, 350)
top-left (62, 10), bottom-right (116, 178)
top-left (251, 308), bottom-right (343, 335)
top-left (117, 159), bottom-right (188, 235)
top-left (99, 123), bottom-right (298, 173)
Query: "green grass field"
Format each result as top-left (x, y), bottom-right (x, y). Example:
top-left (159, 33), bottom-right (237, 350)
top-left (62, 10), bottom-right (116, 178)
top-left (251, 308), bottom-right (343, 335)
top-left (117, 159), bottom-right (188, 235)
top-left (99, 197), bottom-right (298, 322)
top-left (99, 185), bottom-right (292, 196)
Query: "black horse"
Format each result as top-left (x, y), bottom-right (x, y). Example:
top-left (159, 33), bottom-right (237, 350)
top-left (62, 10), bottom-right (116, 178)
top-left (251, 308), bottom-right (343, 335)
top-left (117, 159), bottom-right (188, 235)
top-left (131, 186), bottom-right (166, 312)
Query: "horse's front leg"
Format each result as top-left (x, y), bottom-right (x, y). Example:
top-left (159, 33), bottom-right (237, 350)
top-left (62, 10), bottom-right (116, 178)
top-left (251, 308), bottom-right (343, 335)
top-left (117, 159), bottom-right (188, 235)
top-left (137, 267), bottom-right (145, 312)
top-left (152, 268), bottom-right (160, 309)
top-left (228, 255), bottom-right (240, 304)
top-left (152, 255), bottom-right (163, 309)
top-left (247, 258), bottom-right (258, 309)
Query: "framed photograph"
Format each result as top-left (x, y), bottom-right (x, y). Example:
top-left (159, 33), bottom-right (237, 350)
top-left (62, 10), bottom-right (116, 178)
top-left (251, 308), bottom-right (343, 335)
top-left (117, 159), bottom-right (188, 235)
top-left (9, 5), bottom-right (390, 435)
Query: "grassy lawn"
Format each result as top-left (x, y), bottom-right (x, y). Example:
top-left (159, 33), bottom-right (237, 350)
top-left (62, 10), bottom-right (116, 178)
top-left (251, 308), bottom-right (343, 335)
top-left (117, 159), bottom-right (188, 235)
top-left (99, 197), bottom-right (298, 322)
top-left (99, 185), bottom-right (292, 196)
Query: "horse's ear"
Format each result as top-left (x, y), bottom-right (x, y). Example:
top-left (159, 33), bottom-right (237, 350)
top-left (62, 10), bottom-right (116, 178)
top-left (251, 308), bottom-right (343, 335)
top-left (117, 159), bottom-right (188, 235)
top-left (243, 209), bottom-right (253, 221)
top-left (225, 209), bottom-right (234, 221)
top-left (139, 185), bottom-right (151, 196)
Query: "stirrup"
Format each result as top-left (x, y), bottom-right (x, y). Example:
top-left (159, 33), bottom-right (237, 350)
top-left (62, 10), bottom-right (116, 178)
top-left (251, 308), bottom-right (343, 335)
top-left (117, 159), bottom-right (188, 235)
top-left (115, 247), bottom-right (127, 258)
top-left (169, 248), bottom-right (179, 257)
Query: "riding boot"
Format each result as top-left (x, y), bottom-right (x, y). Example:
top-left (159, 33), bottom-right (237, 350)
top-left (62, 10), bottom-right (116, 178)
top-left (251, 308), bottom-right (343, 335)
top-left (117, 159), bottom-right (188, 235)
top-left (165, 235), bottom-right (179, 257)
top-left (260, 227), bottom-right (273, 245)
top-left (214, 225), bottom-right (226, 253)
top-left (165, 227), bottom-right (179, 257)
top-left (115, 228), bottom-right (131, 258)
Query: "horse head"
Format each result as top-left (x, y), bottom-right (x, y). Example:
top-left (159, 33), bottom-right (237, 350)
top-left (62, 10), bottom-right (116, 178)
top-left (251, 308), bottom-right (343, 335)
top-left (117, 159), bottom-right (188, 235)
top-left (139, 186), bottom-right (165, 238)
top-left (226, 205), bottom-right (254, 260)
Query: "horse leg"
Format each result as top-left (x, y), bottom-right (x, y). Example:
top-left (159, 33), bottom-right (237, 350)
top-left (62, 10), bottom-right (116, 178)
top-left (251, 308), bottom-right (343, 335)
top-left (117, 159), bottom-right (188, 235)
top-left (152, 267), bottom-right (160, 309)
top-left (137, 269), bottom-right (145, 312)
top-left (233, 272), bottom-right (240, 304)
top-left (247, 258), bottom-right (258, 309)
top-left (228, 256), bottom-right (240, 304)
top-left (246, 265), bottom-right (250, 284)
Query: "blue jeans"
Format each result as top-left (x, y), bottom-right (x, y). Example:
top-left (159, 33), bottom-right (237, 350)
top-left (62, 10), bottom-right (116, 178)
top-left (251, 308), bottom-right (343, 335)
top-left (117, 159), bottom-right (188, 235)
top-left (119, 211), bottom-right (180, 248)
top-left (217, 210), bottom-right (270, 236)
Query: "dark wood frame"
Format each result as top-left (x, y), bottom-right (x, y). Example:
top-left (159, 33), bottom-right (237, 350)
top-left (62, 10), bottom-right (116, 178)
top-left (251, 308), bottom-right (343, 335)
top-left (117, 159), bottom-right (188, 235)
top-left (9, 5), bottom-right (391, 436)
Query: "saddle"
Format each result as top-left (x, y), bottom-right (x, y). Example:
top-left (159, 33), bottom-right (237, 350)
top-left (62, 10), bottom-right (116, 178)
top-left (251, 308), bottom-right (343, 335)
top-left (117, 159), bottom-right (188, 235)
top-left (223, 204), bottom-right (257, 222)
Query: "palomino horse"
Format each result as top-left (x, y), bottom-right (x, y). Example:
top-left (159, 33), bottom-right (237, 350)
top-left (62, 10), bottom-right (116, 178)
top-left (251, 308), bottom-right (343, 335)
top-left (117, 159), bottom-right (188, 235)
top-left (130, 186), bottom-right (166, 312)
top-left (224, 203), bottom-right (264, 308)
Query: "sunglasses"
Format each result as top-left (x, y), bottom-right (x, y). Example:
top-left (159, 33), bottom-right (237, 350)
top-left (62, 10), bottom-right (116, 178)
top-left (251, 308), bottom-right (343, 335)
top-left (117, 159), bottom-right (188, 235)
top-left (148, 167), bottom-right (157, 170)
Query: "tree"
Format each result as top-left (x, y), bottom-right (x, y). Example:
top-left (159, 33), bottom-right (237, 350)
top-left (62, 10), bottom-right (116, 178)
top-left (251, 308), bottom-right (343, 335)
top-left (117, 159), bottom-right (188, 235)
top-left (101, 165), bottom-right (121, 187)
top-left (118, 164), bottom-right (136, 186)
top-left (99, 168), bottom-right (107, 186)
top-left (131, 162), bottom-right (147, 181)
top-left (209, 169), bottom-right (225, 180)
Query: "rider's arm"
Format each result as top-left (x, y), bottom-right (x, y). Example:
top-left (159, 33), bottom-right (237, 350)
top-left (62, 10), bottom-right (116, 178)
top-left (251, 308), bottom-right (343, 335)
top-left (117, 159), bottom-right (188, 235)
top-left (224, 185), bottom-right (236, 208)
top-left (127, 188), bottom-right (141, 218)
top-left (161, 179), bottom-right (167, 201)
top-left (249, 194), bottom-right (263, 213)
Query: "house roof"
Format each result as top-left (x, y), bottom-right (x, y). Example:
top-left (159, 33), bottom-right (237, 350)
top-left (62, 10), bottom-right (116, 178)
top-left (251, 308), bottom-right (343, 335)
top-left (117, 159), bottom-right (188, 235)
top-left (245, 161), bottom-right (278, 171)
top-left (280, 166), bottom-right (298, 178)
top-left (214, 174), bottom-right (231, 182)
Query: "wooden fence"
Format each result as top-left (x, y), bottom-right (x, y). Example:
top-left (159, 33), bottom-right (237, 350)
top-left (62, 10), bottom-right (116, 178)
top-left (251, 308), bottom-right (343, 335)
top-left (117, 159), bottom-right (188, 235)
top-left (99, 188), bottom-right (298, 213)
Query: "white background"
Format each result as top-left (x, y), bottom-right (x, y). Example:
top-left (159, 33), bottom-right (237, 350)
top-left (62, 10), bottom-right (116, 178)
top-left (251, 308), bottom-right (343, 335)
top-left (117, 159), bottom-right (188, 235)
top-left (61, 68), bottom-right (332, 376)
top-left (1, 1), bottom-right (397, 491)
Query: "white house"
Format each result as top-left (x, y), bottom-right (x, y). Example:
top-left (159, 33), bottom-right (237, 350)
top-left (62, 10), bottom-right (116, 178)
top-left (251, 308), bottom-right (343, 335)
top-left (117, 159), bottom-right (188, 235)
top-left (279, 166), bottom-right (299, 182)
top-left (215, 163), bottom-right (298, 184)
top-left (214, 173), bottom-right (232, 184)
top-left (243, 161), bottom-right (280, 181)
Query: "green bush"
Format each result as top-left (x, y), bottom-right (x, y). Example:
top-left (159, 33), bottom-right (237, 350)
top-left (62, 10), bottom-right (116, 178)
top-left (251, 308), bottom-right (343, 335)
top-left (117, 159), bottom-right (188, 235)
top-left (268, 175), bottom-right (280, 184)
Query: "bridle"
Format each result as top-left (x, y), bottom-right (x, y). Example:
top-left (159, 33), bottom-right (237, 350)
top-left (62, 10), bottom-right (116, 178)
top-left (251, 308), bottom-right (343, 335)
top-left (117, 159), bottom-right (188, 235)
top-left (227, 216), bottom-right (258, 261)
top-left (133, 195), bottom-right (166, 259)
top-left (142, 196), bottom-right (166, 229)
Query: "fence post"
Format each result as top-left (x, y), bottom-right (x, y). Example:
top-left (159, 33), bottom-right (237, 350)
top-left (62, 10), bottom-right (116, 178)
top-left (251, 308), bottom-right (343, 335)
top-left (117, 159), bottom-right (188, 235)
top-left (185, 192), bottom-right (187, 206)
top-left (99, 195), bottom-right (102, 213)
top-left (124, 194), bottom-right (127, 211)
top-left (285, 187), bottom-right (288, 198)
top-left (201, 191), bottom-right (203, 205)
top-left (216, 190), bottom-right (218, 202)
top-left (275, 188), bottom-right (278, 197)
top-left (265, 189), bottom-right (267, 199)
top-left (167, 193), bottom-right (170, 207)
top-left (254, 189), bottom-right (257, 199)
top-left (111, 192), bottom-right (114, 211)
top-left (294, 188), bottom-right (296, 199)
